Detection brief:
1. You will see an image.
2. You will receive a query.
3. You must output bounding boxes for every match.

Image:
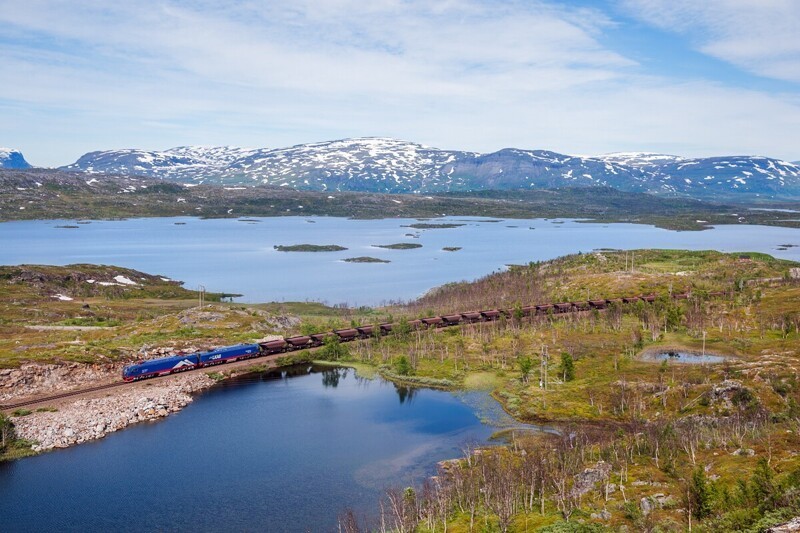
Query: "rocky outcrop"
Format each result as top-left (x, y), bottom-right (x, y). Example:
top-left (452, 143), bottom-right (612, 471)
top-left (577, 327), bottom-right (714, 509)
top-left (768, 517), bottom-right (800, 532)
top-left (710, 380), bottom-right (746, 409)
top-left (0, 362), bottom-right (122, 402)
top-left (571, 461), bottom-right (612, 497)
top-left (12, 372), bottom-right (215, 452)
top-left (640, 493), bottom-right (675, 515)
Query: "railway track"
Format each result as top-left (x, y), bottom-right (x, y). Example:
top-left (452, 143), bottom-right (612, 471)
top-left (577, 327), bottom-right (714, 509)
top-left (0, 381), bottom-right (128, 411)
top-left (2, 289), bottom-right (724, 412)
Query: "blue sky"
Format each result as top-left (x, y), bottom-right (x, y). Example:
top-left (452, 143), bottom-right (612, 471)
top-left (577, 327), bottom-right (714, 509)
top-left (1, 0), bottom-right (799, 166)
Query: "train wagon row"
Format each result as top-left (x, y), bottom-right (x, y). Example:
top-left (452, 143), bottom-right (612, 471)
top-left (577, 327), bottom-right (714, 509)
top-left (122, 291), bottom-right (708, 381)
top-left (254, 293), bottom-right (691, 353)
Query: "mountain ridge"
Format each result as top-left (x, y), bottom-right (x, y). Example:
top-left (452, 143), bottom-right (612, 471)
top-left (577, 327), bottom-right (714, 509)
top-left (56, 138), bottom-right (800, 199)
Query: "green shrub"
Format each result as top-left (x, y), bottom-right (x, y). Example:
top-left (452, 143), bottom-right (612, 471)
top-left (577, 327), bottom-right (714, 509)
top-left (560, 352), bottom-right (576, 382)
top-left (317, 336), bottom-right (349, 361)
top-left (394, 356), bottom-right (413, 376)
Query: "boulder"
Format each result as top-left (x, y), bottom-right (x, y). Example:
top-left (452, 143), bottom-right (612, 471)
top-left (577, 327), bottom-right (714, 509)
top-left (572, 461), bottom-right (612, 497)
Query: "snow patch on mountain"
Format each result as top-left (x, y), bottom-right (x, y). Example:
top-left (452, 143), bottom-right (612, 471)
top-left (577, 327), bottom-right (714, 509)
top-left (595, 152), bottom-right (686, 168)
top-left (62, 146), bottom-right (256, 182)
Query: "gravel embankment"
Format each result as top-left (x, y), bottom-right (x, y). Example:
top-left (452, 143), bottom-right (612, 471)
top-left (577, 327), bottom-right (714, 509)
top-left (12, 373), bottom-right (216, 452)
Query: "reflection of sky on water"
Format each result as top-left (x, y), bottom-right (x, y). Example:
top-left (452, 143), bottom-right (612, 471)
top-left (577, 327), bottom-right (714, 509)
top-left (3, 216), bottom-right (799, 305)
top-left (0, 366), bottom-right (505, 532)
top-left (644, 351), bottom-right (727, 364)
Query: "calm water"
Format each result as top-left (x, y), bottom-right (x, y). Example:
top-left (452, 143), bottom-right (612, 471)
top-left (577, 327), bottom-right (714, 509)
top-left (3, 216), bottom-right (800, 305)
top-left (0, 366), bottom-right (510, 532)
top-left (644, 351), bottom-right (727, 364)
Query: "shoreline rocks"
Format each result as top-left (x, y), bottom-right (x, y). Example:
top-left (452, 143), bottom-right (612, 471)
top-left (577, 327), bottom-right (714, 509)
top-left (12, 372), bottom-right (216, 452)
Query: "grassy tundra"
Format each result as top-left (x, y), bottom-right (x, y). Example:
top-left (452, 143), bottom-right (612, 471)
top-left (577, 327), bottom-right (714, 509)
top-left (3, 251), bottom-right (800, 530)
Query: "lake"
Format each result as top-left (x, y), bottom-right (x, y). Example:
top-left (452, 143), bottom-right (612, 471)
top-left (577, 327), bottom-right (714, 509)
top-left (2, 216), bottom-right (800, 305)
top-left (0, 365), bottom-right (521, 532)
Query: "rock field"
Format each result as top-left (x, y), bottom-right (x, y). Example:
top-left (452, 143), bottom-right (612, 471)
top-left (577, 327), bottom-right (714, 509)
top-left (12, 372), bottom-right (215, 452)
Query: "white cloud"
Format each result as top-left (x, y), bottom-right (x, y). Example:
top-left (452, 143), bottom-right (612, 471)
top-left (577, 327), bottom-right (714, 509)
top-left (0, 0), bottom-right (798, 165)
top-left (620, 0), bottom-right (800, 83)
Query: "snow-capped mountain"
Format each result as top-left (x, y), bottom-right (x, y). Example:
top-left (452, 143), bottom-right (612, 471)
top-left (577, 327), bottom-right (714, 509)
top-left (62, 146), bottom-right (256, 181)
top-left (59, 138), bottom-right (800, 199)
top-left (219, 138), bottom-right (470, 192)
top-left (0, 148), bottom-right (31, 169)
top-left (647, 155), bottom-right (800, 196)
top-left (595, 152), bottom-right (800, 197)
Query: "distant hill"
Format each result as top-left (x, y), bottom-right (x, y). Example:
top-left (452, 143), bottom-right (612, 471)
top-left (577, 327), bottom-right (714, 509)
top-left (4, 167), bottom-right (800, 231)
top-left (58, 138), bottom-right (800, 200)
top-left (0, 148), bottom-right (31, 169)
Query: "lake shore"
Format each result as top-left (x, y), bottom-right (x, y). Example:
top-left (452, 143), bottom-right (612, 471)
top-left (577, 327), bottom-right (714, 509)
top-left (3, 352), bottom-right (319, 458)
top-left (12, 372), bottom-right (215, 453)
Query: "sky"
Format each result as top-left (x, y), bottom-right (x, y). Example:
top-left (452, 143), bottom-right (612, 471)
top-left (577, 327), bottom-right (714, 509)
top-left (1, 0), bottom-right (799, 167)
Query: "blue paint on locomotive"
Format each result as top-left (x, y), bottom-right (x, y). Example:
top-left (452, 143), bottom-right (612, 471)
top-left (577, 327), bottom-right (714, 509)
top-left (197, 343), bottom-right (260, 364)
top-left (122, 353), bottom-right (201, 381)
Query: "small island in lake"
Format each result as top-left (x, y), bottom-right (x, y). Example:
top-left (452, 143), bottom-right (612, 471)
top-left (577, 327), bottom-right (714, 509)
top-left (407, 223), bottom-right (465, 229)
top-left (274, 244), bottom-right (348, 252)
top-left (442, 247), bottom-right (462, 252)
top-left (343, 256), bottom-right (390, 263)
top-left (373, 243), bottom-right (422, 250)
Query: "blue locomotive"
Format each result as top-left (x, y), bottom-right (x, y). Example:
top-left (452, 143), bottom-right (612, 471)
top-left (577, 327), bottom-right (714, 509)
top-left (122, 343), bottom-right (260, 381)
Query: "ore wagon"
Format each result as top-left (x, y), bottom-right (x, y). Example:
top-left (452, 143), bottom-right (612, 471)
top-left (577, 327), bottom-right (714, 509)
top-left (442, 314), bottom-right (462, 325)
top-left (260, 338), bottom-right (288, 354)
top-left (421, 316), bottom-right (444, 327)
top-left (334, 328), bottom-right (359, 340)
top-left (461, 311), bottom-right (482, 323)
top-left (480, 309), bottom-right (502, 320)
top-left (285, 336), bottom-right (312, 348)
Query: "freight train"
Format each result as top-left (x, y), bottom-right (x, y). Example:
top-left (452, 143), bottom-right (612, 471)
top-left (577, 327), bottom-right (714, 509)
top-left (122, 291), bottom-right (714, 382)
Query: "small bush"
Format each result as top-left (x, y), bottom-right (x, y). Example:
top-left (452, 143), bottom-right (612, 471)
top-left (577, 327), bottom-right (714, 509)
top-left (318, 336), bottom-right (349, 361)
top-left (394, 356), bottom-right (413, 376)
top-left (560, 352), bottom-right (576, 382)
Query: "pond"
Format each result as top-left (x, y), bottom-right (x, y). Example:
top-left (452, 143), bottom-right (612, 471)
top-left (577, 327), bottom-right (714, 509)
top-left (642, 351), bottom-right (727, 364)
top-left (0, 365), bottom-right (530, 533)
